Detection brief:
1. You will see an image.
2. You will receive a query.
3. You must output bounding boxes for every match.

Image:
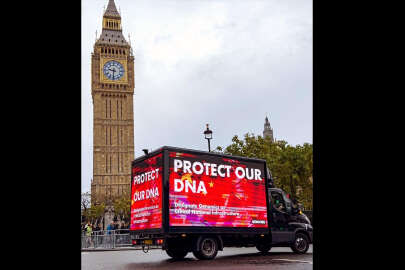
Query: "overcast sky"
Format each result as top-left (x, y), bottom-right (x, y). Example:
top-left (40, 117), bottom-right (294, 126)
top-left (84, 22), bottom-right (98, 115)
top-left (81, 0), bottom-right (312, 192)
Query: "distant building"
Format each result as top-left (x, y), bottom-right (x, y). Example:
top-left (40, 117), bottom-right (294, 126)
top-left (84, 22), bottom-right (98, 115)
top-left (263, 116), bottom-right (274, 142)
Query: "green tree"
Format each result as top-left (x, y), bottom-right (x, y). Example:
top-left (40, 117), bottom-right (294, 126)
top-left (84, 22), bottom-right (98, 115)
top-left (113, 191), bottom-right (131, 223)
top-left (216, 133), bottom-right (313, 210)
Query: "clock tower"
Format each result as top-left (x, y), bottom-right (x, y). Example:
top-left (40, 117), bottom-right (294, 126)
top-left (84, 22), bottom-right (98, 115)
top-left (263, 116), bottom-right (274, 142)
top-left (91, 0), bottom-right (135, 206)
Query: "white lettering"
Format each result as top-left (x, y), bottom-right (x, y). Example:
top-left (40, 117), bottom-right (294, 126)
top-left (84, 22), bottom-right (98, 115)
top-left (203, 163), bottom-right (210, 175)
top-left (133, 168), bottom-right (160, 185)
top-left (183, 160), bottom-right (192, 173)
top-left (211, 163), bottom-right (217, 176)
top-left (246, 168), bottom-right (254, 180)
top-left (235, 167), bottom-right (245, 179)
top-left (174, 159), bottom-right (182, 172)
top-left (185, 180), bottom-right (196, 193)
top-left (254, 169), bottom-right (262, 180)
top-left (218, 165), bottom-right (226, 177)
top-left (225, 165), bottom-right (231, 177)
top-left (192, 162), bottom-right (204, 175)
top-left (174, 178), bottom-right (184, 192)
top-left (197, 181), bottom-right (207, 194)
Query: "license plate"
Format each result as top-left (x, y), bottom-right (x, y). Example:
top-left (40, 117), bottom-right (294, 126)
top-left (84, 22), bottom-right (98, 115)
top-left (144, 239), bottom-right (153, 245)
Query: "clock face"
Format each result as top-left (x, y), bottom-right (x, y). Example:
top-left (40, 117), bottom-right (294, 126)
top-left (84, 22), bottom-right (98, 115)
top-left (103, 60), bottom-right (125, 81)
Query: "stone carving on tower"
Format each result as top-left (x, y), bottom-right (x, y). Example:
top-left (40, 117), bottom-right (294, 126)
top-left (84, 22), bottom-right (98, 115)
top-left (263, 116), bottom-right (274, 142)
top-left (90, 0), bottom-right (135, 206)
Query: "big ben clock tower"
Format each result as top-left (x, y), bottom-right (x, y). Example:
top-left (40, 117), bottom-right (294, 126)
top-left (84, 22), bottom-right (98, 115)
top-left (91, 0), bottom-right (135, 206)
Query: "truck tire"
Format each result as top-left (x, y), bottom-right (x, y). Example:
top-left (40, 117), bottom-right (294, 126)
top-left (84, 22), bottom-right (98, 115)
top-left (256, 243), bottom-right (272, 253)
top-left (290, 233), bottom-right (310, 254)
top-left (166, 248), bottom-right (188, 259)
top-left (192, 237), bottom-right (218, 260)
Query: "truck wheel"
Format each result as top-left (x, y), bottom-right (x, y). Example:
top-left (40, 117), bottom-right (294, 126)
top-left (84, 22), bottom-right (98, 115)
top-left (165, 248), bottom-right (188, 259)
top-left (291, 233), bottom-right (309, 254)
top-left (192, 237), bottom-right (218, 260)
top-left (256, 243), bottom-right (272, 253)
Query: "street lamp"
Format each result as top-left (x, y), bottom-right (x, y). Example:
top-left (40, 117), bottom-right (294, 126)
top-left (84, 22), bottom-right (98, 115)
top-left (204, 124), bottom-right (213, 152)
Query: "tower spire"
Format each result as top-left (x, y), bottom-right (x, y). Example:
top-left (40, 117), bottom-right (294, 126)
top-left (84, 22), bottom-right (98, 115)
top-left (97, 0), bottom-right (129, 46)
top-left (104, 0), bottom-right (120, 18)
top-left (263, 115), bottom-right (274, 142)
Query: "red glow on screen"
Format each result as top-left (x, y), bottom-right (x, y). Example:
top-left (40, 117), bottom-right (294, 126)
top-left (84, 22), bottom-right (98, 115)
top-left (130, 153), bottom-right (163, 230)
top-left (168, 152), bottom-right (268, 228)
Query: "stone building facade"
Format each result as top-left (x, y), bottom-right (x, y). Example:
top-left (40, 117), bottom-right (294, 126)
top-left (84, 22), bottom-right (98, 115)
top-left (90, 0), bottom-right (134, 206)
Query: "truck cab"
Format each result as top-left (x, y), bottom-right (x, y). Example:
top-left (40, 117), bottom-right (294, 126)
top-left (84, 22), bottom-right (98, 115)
top-left (265, 187), bottom-right (313, 253)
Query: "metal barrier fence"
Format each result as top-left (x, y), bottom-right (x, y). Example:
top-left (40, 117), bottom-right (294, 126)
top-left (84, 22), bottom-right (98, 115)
top-left (81, 229), bottom-right (132, 249)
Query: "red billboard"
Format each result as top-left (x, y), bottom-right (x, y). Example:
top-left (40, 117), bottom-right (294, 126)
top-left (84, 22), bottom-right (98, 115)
top-left (130, 153), bottom-right (163, 230)
top-left (168, 151), bottom-right (268, 228)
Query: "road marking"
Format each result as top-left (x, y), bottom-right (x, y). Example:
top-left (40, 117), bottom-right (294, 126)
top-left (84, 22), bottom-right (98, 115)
top-left (272, 259), bottom-right (313, 264)
top-left (81, 252), bottom-right (89, 255)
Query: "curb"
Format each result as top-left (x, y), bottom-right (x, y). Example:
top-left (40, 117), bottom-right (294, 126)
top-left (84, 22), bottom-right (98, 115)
top-left (82, 248), bottom-right (139, 252)
top-left (81, 247), bottom-right (161, 252)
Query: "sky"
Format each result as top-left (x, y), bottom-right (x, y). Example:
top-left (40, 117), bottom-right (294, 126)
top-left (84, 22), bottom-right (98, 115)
top-left (81, 0), bottom-right (312, 192)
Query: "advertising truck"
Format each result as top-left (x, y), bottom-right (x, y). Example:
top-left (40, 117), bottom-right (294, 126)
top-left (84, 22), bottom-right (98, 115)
top-left (130, 146), bottom-right (312, 260)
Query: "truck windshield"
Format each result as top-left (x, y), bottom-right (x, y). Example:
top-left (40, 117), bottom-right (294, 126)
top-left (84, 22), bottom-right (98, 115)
top-left (271, 191), bottom-right (286, 212)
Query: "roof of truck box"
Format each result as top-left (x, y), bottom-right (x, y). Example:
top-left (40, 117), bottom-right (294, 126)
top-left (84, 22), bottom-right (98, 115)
top-left (131, 145), bottom-right (267, 166)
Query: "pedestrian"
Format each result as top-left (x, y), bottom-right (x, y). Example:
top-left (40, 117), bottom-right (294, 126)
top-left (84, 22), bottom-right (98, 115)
top-left (106, 222), bottom-right (114, 248)
top-left (107, 222), bottom-right (113, 234)
top-left (85, 221), bottom-right (93, 248)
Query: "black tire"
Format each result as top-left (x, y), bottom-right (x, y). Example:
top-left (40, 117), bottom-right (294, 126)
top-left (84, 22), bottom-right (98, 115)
top-left (165, 248), bottom-right (188, 259)
top-left (290, 233), bottom-right (310, 254)
top-left (192, 237), bottom-right (218, 260)
top-left (256, 243), bottom-right (272, 253)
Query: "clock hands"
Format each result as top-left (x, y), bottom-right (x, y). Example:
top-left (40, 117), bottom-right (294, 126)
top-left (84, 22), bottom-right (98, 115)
top-left (108, 68), bottom-right (116, 79)
top-left (105, 62), bottom-right (123, 80)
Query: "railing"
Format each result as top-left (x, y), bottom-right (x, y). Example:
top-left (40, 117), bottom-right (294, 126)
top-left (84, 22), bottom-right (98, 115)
top-left (81, 229), bottom-right (132, 250)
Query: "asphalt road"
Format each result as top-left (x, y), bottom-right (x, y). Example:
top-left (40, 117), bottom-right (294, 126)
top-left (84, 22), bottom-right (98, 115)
top-left (81, 246), bottom-right (313, 270)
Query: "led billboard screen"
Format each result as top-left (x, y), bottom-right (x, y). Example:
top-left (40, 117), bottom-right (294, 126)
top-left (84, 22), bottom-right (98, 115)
top-left (130, 153), bottom-right (163, 230)
top-left (168, 151), bottom-right (268, 228)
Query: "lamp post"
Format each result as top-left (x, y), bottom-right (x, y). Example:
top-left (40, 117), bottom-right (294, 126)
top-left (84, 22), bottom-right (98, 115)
top-left (203, 124), bottom-right (213, 152)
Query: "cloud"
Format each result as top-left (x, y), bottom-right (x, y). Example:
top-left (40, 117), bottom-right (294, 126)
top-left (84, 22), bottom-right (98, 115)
top-left (81, 0), bottom-right (312, 192)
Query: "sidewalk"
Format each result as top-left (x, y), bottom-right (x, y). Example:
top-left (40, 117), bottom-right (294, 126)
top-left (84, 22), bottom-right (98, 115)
top-left (81, 246), bottom-right (161, 252)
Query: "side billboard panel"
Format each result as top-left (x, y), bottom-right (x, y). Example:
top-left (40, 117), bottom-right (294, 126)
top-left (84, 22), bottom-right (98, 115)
top-left (168, 151), bottom-right (268, 228)
top-left (130, 153), bottom-right (163, 231)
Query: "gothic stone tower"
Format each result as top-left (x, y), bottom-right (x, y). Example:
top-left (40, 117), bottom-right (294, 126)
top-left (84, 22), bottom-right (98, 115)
top-left (91, 0), bottom-right (134, 206)
top-left (263, 116), bottom-right (274, 142)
